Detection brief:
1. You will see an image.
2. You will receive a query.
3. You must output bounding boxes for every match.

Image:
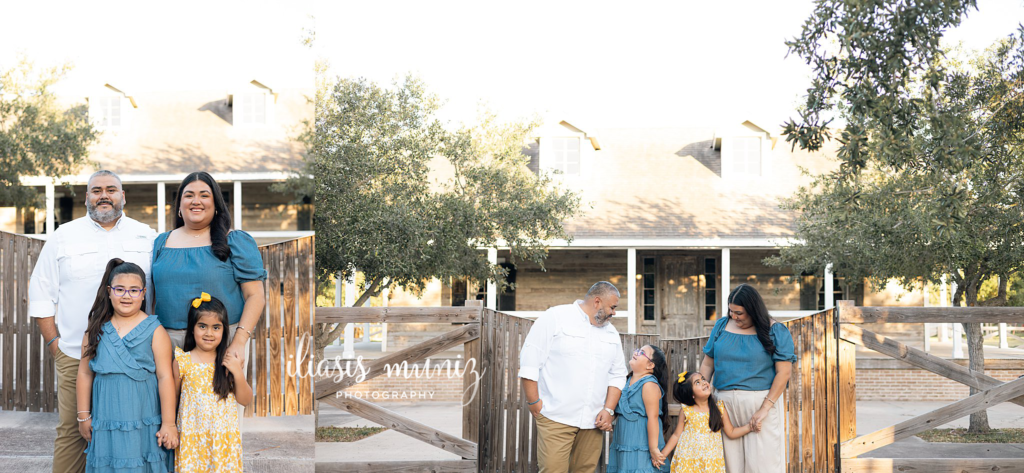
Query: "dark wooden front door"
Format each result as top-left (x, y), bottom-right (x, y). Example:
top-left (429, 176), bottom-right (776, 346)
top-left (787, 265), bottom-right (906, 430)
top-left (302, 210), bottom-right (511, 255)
top-left (658, 256), bottom-right (700, 338)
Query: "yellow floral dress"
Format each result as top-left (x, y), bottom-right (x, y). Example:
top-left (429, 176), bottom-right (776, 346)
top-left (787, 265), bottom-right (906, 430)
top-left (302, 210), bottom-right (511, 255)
top-left (175, 347), bottom-right (242, 472)
top-left (670, 401), bottom-right (726, 473)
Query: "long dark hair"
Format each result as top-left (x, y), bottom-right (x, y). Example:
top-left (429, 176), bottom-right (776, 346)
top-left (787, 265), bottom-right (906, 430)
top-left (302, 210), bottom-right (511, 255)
top-left (83, 259), bottom-right (147, 359)
top-left (184, 295), bottom-right (235, 400)
top-left (728, 284), bottom-right (776, 356)
top-left (674, 371), bottom-right (724, 433)
top-left (628, 345), bottom-right (671, 435)
top-left (173, 171), bottom-right (232, 261)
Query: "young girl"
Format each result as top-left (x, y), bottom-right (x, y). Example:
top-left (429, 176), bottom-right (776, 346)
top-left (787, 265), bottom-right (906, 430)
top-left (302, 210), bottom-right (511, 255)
top-left (173, 293), bottom-right (253, 472)
top-left (664, 371), bottom-right (757, 473)
top-left (608, 345), bottom-right (671, 472)
top-left (77, 258), bottom-right (177, 472)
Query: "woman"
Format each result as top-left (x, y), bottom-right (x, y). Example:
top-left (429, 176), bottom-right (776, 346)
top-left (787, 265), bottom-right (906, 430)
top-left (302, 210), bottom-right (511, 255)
top-left (698, 284), bottom-right (795, 473)
top-left (151, 171), bottom-right (267, 362)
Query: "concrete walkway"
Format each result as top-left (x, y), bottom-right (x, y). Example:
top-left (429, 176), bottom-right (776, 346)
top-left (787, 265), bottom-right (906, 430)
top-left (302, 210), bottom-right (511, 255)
top-left (315, 401), bottom-right (1024, 463)
top-left (0, 410), bottom-right (314, 472)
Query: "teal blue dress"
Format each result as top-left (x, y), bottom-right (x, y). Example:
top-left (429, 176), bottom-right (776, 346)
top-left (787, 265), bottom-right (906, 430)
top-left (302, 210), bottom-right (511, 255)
top-left (85, 314), bottom-right (173, 472)
top-left (608, 374), bottom-right (670, 473)
top-left (151, 231), bottom-right (267, 329)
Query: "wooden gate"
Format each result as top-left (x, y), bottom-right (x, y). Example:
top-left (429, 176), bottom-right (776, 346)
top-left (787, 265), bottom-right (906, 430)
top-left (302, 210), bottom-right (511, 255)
top-left (314, 304), bottom-right (483, 472)
top-left (837, 300), bottom-right (1024, 472)
top-left (0, 231), bottom-right (314, 417)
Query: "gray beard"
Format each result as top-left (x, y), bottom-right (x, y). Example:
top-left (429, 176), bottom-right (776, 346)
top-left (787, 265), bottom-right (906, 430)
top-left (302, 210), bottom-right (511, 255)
top-left (594, 308), bottom-right (612, 326)
top-left (87, 200), bottom-right (124, 224)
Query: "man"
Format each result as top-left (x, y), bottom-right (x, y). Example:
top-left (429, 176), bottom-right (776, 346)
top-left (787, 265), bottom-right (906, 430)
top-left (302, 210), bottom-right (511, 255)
top-left (519, 281), bottom-right (628, 473)
top-left (29, 170), bottom-right (156, 473)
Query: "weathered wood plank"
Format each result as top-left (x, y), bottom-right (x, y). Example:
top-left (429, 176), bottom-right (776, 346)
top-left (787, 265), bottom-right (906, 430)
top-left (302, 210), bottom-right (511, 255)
top-left (314, 324), bottom-right (479, 399)
top-left (841, 375), bottom-right (1024, 458)
top-left (504, 316), bottom-right (520, 472)
top-left (252, 247), bottom-right (269, 417)
top-left (813, 313), bottom-right (825, 472)
top-left (825, 309), bottom-right (837, 471)
top-left (842, 324), bottom-right (1024, 408)
top-left (15, 235), bottom-right (28, 410)
top-left (478, 309), bottom-right (493, 472)
top-left (839, 339), bottom-right (857, 444)
top-left (840, 305), bottom-right (1024, 324)
top-left (297, 236), bottom-right (314, 415)
top-left (267, 245), bottom-right (283, 416)
top-left (462, 336), bottom-right (480, 444)
top-left (798, 317), bottom-right (812, 469)
top-left (786, 320), bottom-right (800, 473)
top-left (315, 306), bottom-right (482, 324)
top-left (322, 393), bottom-right (478, 459)
top-left (314, 460), bottom-right (477, 472)
top-left (840, 458), bottom-right (1024, 473)
top-left (282, 240), bottom-right (298, 415)
top-left (494, 310), bottom-right (507, 469)
top-left (2, 233), bottom-right (13, 411)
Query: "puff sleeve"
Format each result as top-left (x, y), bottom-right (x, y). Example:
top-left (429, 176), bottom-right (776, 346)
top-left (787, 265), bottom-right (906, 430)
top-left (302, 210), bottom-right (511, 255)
top-left (227, 231), bottom-right (268, 283)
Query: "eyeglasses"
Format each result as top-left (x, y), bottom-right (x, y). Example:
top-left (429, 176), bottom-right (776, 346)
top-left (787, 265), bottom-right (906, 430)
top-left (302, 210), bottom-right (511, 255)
top-left (633, 348), bottom-right (652, 362)
top-left (109, 286), bottom-right (143, 299)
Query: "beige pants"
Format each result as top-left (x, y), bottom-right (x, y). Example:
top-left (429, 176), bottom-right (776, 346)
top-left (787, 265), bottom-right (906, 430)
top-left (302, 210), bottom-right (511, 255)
top-left (717, 390), bottom-right (786, 473)
top-left (53, 350), bottom-right (87, 473)
top-left (535, 413), bottom-right (604, 473)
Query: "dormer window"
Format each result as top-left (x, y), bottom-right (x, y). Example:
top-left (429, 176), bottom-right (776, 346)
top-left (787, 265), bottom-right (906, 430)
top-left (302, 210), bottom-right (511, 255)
top-left (551, 137), bottom-right (581, 176)
top-left (92, 97), bottom-right (121, 127)
top-left (237, 92), bottom-right (266, 125)
top-left (732, 136), bottom-right (762, 176)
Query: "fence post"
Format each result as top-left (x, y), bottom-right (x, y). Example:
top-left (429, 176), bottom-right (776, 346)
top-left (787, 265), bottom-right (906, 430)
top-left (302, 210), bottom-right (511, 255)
top-left (836, 300), bottom-right (856, 472)
top-left (464, 300), bottom-right (482, 446)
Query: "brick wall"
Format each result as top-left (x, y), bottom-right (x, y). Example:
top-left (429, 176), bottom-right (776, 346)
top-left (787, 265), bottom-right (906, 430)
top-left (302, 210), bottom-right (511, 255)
top-left (856, 367), bottom-right (1024, 401)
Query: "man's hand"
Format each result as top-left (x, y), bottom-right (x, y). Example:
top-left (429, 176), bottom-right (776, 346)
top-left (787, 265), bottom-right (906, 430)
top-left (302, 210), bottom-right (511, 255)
top-left (595, 409), bottom-right (614, 432)
top-left (528, 399), bottom-right (543, 418)
top-left (48, 337), bottom-right (60, 357)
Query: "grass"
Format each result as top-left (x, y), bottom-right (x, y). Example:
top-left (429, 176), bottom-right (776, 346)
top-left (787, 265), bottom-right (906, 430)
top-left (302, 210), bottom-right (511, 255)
top-left (316, 426), bottom-right (388, 442)
top-left (916, 428), bottom-right (1024, 443)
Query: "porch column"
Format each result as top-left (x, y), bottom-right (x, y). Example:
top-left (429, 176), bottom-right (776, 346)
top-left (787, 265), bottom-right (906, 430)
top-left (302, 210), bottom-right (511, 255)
top-left (343, 272), bottom-right (356, 359)
top-left (721, 248), bottom-right (731, 314)
top-left (45, 182), bottom-right (55, 234)
top-left (627, 248), bottom-right (637, 333)
top-left (824, 264), bottom-right (835, 309)
top-left (938, 275), bottom-right (948, 342)
top-left (233, 181), bottom-right (243, 230)
top-left (157, 182), bottom-right (166, 232)
top-left (951, 280), bottom-right (963, 359)
top-left (486, 248), bottom-right (497, 310)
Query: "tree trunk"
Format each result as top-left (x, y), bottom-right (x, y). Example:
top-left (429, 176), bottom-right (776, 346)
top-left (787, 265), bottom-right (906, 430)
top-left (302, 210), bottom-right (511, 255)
top-left (960, 274), bottom-right (991, 433)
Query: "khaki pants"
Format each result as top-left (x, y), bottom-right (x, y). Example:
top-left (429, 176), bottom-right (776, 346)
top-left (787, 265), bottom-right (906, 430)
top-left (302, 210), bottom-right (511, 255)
top-left (53, 350), bottom-right (86, 473)
top-left (717, 390), bottom-right (786, 473)
top-left (535, 414), bottom-right (604, 473)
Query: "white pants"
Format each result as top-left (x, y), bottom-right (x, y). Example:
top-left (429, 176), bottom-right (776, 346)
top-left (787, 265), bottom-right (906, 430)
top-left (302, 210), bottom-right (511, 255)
top-left (716, 389), bottom-right (786, 473)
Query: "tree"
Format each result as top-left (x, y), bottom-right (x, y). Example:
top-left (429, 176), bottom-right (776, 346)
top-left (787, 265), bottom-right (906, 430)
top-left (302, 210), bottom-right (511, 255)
top-left (0, 56), bottom-right (99, 206)
top-left (777, 0), bottom-right (1024, 432)
top-left (311, 75), bottom-right (582, 362)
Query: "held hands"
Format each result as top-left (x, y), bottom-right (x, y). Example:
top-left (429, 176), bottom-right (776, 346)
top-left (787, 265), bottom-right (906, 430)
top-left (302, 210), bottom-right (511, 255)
top-left (223, 350), bottom-right (244, 375)
top-left (78, 416), bottom-right (92, 443)
top-left (156, 424), bottom-right (179, 449)
top-left (595, 409), bottom-right (614, 432)
top-left (749, 408), bottom-right (768, 433)
top-left (650, 448), bottom-right (666, 468)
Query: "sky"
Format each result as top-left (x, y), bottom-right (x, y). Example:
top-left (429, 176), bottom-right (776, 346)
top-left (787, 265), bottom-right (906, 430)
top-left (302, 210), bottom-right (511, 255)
top-left (2, 0), bottom-right (1022, 129)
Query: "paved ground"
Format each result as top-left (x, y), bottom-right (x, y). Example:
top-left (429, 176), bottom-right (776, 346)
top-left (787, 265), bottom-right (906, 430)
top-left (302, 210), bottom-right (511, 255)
top-left (0, 410), bottom-right (314, 472)
top-left (315, 401), bottom-right (1024, 464)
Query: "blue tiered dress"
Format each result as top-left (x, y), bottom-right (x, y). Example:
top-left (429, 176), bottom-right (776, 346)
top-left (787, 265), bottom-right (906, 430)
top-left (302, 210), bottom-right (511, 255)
top-left (85, 314), bottom-right (173, 472)
top-left (607, 374), bottom-right (670, 473)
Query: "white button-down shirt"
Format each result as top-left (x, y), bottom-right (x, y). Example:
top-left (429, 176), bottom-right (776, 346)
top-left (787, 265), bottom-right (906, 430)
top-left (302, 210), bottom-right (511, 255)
top-left (28, 215), bottom-right (156, 359)
top-left (518, 300), bottom-right (628, 429)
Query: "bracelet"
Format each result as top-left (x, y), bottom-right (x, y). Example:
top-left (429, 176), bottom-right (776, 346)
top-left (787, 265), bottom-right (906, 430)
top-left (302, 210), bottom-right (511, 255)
top-left (765, 396), bottom-right (776, 406)
top-left (77, 410), bottom-right (90, 413)
top-left (77, 415), bottom-right (92, 422)
top-left (47, 336), bottom-right (60, 347)
top-left (527, 398), bottom-right (541, 406)
top-left (236, 325), bottom-right (254, 339)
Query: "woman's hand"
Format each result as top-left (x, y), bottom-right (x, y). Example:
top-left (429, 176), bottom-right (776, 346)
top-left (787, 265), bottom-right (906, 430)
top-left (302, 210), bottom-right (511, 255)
top-left (156, 424), bottom-right (179, 449)
top-left (78, 417), bottom-right (92, 443)
top-left (650, 448), bottom-right (666, 468)
top-left (749, 407), bottom-right (769, 433)
top-left (223, 350), bottom-right (244, 376)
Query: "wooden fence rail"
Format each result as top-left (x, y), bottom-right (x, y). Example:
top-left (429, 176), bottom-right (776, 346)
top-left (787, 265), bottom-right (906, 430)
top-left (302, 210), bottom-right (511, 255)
top-left (0, 230), bottom-right (313, 417)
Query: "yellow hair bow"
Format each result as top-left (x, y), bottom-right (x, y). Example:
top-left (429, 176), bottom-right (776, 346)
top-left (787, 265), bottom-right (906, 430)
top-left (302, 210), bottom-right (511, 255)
top-left (192, 292), bottom-right (211, 308)
top-left (677, 371), bottom-right (688, 383)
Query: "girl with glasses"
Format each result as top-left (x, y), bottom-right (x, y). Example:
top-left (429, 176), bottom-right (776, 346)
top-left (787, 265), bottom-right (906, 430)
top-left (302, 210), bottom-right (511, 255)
top-left (607, 345), bottom-right (671, 472)
top-left (77, 258), bottom-right (177, 472)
